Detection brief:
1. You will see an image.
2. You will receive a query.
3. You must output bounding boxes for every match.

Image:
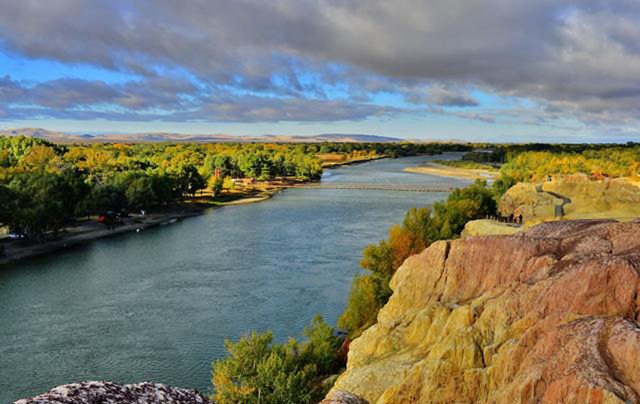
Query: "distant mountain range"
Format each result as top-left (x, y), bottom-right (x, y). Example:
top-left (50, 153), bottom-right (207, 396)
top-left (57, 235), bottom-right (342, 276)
top-left (0, 128), bottom-right (405, 143)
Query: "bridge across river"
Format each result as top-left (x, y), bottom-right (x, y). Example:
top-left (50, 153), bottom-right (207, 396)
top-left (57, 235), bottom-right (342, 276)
top-left (300, 182), bottom-right (462, 192)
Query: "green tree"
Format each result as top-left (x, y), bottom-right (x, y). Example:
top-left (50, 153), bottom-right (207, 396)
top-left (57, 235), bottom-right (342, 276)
top-left (299, 315), bottom-right (343, 376)
top-left (212, 316), bottom-right (343, 404)
top-left (6, 172), bottom-right (80, 238)
top-left (125, 176), bottom-right (156, 210)
top-left (175, 164), bottom-right (206, 196)
top-left (208, 175), bottom-right (225, 196)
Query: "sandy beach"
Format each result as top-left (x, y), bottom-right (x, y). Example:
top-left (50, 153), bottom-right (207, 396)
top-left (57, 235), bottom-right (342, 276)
top-left (404, 162), bottom-right (497, 180)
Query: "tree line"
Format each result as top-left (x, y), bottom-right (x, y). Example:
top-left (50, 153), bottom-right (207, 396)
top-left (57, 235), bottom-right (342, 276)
top-left (0, 136), bottom-right (486, 240)
top-left (313, 141), bottom-right (472, 158)
top-left (459, 143), bottom-right (640, 179)
top-left (0, 136), bottom-right (325, 238)
top-left (499, 147), bottom-right (640, 181)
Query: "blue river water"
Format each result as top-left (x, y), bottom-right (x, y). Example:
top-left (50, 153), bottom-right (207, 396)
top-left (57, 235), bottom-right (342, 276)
top-left (0, 153), bottom-right (471, 402)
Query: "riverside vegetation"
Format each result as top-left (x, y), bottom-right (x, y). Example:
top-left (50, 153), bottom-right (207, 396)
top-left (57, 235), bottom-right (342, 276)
top-left (0, 136), bottom-right (323, 239)
top-left (0, 136), bottom-right (471, 241)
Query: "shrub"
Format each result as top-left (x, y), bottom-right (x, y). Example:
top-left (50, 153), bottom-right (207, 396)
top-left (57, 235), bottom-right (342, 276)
top-left (211, 316), bottom-right (343, 404)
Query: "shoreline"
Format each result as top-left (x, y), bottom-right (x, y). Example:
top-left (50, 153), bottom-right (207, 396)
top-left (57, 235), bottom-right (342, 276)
top-left (0, 191), bottom-right (277, 266)
top-left (321, 155), bottom-right (388, 168)
top-left (404, 162), bottom-right (497, 181)
top-left (0, 204), bottom-right (210, 266)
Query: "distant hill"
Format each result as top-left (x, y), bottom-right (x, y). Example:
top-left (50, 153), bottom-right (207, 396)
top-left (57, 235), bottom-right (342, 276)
top-left (0, 128), bottom-right (405, 144)
top-left (314, 133), bottom-right (403, 142)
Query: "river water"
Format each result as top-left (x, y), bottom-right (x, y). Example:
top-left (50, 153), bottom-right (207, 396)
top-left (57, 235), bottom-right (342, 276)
top-left (0, 153), bottom-right (470, 402)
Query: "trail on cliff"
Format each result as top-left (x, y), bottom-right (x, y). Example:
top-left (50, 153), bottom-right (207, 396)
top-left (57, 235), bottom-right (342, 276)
top-left (329, 219), bottom-right (640, 404)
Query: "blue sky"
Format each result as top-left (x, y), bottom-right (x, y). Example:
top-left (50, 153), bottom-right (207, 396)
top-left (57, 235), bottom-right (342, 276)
top-left (1, 1), bottom-right (639, 142)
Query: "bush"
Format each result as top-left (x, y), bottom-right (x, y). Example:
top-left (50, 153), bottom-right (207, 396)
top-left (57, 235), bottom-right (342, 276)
top-left (211, 315), bottom-right (343, 404)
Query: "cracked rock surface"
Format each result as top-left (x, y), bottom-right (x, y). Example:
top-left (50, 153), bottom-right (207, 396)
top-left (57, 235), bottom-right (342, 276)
top-left (330, 219), bottom-right (640, 404)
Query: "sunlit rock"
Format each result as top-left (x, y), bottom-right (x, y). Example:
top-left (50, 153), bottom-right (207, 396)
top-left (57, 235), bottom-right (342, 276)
top-left (329, 220), bottom-right (640, 404)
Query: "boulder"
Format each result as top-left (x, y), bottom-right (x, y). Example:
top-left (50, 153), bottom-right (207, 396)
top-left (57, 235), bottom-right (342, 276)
top-left (13, 381), bottom-right (211, 404)
top-left (320, 390), bottom-right (370, 404)
top-left (498, 182), bottom-right (560, 221)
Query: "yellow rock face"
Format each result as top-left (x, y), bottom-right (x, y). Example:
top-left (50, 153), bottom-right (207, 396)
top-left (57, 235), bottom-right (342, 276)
top-left (498, 182), bottom-right (560, 221)
top-left (499, 175), bottom-right (640, 224)
top-left (329, 220), bottom-right (640, 404)
top-left (461, 219), bottom-right (522, 237)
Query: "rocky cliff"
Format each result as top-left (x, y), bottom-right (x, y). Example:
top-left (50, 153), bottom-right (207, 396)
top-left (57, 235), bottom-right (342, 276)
top-left (499, 182), bottom-right (561, 221)
top-left (329, 219), bottom-right (640, 404)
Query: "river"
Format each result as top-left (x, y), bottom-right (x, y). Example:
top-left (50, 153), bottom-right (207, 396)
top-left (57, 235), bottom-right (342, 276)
top-left (0, 153), bottom-right (471, 402)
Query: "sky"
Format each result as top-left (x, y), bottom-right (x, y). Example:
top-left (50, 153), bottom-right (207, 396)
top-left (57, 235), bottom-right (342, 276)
top-left (0, 1), bottom-right (639, 142)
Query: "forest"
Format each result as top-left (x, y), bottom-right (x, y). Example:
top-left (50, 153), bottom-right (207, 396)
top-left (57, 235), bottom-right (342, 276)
top-left (0, 136), bottom-right (325, 239)
top-left (0, 136), bottom-right (474, 240)
top-left (436, 143), bottom-right (640, 181)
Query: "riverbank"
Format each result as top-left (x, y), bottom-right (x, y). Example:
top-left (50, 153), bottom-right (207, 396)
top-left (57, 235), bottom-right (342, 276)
top-left (0, 189), bottom-right (280, 265)
top-left (404, 161), bottom-right (496, 180)
top-left (0, 204), bottom-right (211, 265)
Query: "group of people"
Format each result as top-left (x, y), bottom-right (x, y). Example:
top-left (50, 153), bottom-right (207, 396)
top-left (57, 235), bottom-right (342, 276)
top-left (507, 213), bottom-right (524, 224)
top-left (485, 213), bottom-right (524, 225)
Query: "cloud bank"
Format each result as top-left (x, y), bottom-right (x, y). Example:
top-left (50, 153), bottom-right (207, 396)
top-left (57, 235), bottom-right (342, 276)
top-left (0, 0), bottom-right (639, 137)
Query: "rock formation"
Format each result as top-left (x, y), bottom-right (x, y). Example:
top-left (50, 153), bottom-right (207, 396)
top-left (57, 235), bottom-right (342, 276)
top-left (329, 219), bottom-right (640, 404)
top-left (13, 381), bottom-right (210, 404)
top-left (500, 176), bottom-right (640, 224)
top-left (320, 390), bottom-right (370, 404)
top-left (498, 182), bottom-right (561, 221)
top-left (461, 219), bottom-right (522, 238)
